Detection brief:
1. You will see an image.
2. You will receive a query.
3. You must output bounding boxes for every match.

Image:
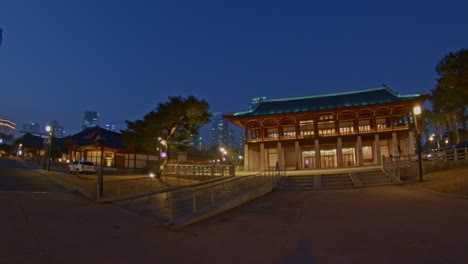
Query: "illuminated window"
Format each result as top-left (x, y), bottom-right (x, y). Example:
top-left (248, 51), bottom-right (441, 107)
top-left (283, 126), bottom-right (296, 137)
top-left (267, 128), bottom-right (278, 138)
top-left (300, 120), bottom-right (314, 136)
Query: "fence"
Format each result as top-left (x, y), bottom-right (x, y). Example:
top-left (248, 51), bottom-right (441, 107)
top-left (382, 146), bottom-right (468, 182)
top-left (98, 164), bottom-right (237, 200)
top-left (115, 169), bottom-right (286, 227)
top-left (165, 169), bottom-right (284, 226)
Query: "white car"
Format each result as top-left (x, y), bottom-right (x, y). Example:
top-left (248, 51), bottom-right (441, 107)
top-left (69, 160), bottom-right (96, 174)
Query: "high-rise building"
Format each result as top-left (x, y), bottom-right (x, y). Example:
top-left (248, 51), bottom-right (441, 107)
top-left (0, 118), bottom-right (15, 135)
top-left (211, 112), bottom-right (229, 148)
top-left (227, 128), bottom-right (244, 152)
top-left (21, 122), bottom-right (41, 135)
top-left (82, 111), bottom-right (99, 130)
top-left (49, 120), bottom-right (66, 138)
top-left (104, 123), bottom-right (116, 132)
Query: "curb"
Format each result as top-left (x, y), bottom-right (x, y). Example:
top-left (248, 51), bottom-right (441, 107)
top-left (403, 184), bottom-right (468, 199)
top-left (36, 169), bottom-right (97, 200)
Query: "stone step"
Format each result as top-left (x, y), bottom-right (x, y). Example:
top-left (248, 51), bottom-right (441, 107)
top-left (321, 174), bottom-right (353, 189)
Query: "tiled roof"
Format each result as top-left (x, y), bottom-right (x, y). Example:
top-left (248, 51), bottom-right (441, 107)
top-left (232, 86), bottom-right (421, 117)
top-left (71, 126), bottom-right (124, 149)
top-left (16, 133), bottom-right (45, 149)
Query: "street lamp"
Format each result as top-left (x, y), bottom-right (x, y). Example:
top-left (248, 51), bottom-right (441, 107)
top-left (413, 106), bottom-right (423, 182)
top-left (45, 125), bottom-right (54, 171)
top-left (429, 134), bottom-right (434, 151)
top-left (219, 147), bottom-right (227, 162)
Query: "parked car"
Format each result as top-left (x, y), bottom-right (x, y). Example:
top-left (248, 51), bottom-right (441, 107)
top-left (68, 160), bottom-right (96, 174)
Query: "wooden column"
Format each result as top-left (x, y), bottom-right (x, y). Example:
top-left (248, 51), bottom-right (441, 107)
top-left (315, 139), bottom-right (321, 169)
top-left (357, 136), bottom-right (363, 166)
top-left (295, 141), bottom-right (300, 169)
top-left (337, 137), bottom-right (343, 167)
top-left (244, 144), bottom-right (250, 171)
top-left (260, 143), bottom-right (265, 171)
top-left (374, 134), bottom-right (381, 165)
top-left (277, 142), bottom-right (283, 169)
top-left (392, 132), bottom-right (398, 157)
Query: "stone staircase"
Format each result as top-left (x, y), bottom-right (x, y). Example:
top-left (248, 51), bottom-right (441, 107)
top-left (279, 169), bottom-right (395, 190)
top-left (321, 174), bottom-right (354, 189)
top-left (281, 175), bottom-right (316, 190)
top-left (356, 171), bottom-right (392, 186)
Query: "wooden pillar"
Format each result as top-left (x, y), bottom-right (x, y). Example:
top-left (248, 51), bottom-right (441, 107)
top-left (374, 134), bottom-right (381, 165)
top-left (392, 132), bottom-right (398, 157)
top-left (243, 144), bottom-right (250, 171)
top-left (277, 142), bottom-right (283, 169)
top-left (260, 143), bottom-right (265, 171)
top-left (357, 136), bottom-right (363, 166)
top-left (337, 137), bottom-right (343, 167)
top-left (408, 131), bottom-right (415, 155)
top-left (295, 141), bottom-right (300, 169)
top-left (315, 139), bottom-right (321, 169)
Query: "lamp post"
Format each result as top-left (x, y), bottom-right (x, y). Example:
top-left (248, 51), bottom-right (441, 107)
top-left (45, 125), bottom-right (54, 171)
top-left (429, 134), bottom-right (434, 151)
top-left (413, 106), bottom-right (423, 182)
top-left (219, 147), bottom-right (227, 162)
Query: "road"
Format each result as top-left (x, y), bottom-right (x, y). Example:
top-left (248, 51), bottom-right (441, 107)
top-left (0, 158), bottom-right (68, 192)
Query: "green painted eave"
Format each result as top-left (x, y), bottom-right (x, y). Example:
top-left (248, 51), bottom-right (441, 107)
top-left (233, 86), bottom-right (421, 117)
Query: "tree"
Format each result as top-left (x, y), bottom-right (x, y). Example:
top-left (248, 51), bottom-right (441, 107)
top-left (431, 48), bottom-right (468, 143)
top-left (122, 96), bottom-right (211, 177)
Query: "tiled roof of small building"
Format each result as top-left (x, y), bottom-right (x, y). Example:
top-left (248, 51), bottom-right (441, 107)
top-left (231, 86), bottom-right (421, 117)
top-left (71, 126), bottom-right (124, 149)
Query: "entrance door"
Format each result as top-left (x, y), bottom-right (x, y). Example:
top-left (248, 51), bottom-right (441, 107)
top-left (343, 154), bottom-right (355, 166)
top-left (303, 157), bottom-right (315, 168)
top-left (321, 155), bottom-right (335, 168)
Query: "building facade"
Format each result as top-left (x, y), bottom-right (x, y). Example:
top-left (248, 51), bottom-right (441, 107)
top-left (82, 111), bottom-right (99, 130)
top-left (0, 118), bottom-right (15, 135)
top-left (224, 86), bottom-right (428, 171)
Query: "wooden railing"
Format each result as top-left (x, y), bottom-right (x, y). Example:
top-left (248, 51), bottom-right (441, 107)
top-left (246, 125), bottom-right (410, 143)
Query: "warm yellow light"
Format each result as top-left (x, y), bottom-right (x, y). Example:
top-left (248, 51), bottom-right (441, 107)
top-left (413, 106), bottom-right (422, 115)
top-left (46, 125), bottom-right (52, 132)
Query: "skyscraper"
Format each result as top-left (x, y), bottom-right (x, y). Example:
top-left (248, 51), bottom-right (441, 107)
top-left (211, 112), bottom-right (229, 148)
top-left (49, 120), bottom-right (66, 138)
top-left (21, 122), bottom-right (41, 135)
top-left (82, 111), bottom-right (99, 130)
top-left (104, 123), bottom-right (116, 132)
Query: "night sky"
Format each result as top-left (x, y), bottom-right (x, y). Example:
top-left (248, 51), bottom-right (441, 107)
top-left (1, 0), bottom-right (467, 138)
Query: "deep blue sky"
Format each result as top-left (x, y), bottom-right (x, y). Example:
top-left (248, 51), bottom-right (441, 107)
top-left (1, 0), bottom-right (467, 138)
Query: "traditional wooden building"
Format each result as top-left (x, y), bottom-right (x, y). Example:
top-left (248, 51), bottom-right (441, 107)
top-left (224, 86), bottom-right (428, 171)
top-left (66, 126), bottom-right (160, 168)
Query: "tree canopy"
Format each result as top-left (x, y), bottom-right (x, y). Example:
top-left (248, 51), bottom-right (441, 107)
top-left (430, 48), bottom-right (468, 143)
top-left (121, 95), bottom-right (211, 176)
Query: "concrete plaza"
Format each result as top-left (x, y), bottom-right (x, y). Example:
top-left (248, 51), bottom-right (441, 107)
top-left (2, 172), bottom-right (468, 263)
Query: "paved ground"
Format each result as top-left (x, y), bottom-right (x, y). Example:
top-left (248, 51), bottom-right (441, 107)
top-left (2, 167), bottom-right (468, 263)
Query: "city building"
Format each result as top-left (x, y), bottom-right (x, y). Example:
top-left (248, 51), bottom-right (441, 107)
top-left (82, 111), bottom-right (99, 130)
top-left (211, 112), bottom-right (229, 147)
top-left (211, 112), bottom-right (244, 153)
top-left (49, 120), bottom-right (66, 138)
top-left (0, 118), bottom-right (15, 135)
top-left (104, 123), bottom-right (117, 132)
top-left (224, 86), bottom-right (428, 171)
top-left (20, 122), bottom-right (41, 136)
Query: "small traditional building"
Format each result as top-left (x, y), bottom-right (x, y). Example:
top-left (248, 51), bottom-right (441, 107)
top-left (224, 86), bottom-right (428, 171)
top-left (66, 126), bottom-right (160, 168)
